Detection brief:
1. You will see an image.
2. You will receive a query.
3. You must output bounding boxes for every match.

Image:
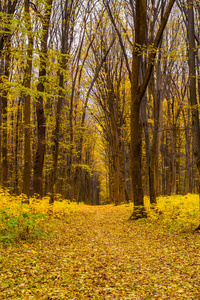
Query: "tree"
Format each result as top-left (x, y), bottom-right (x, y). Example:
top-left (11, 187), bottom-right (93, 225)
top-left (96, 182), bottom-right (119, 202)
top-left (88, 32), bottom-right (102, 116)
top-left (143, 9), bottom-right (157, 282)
top-left (33, 0), bottom-right (53, 197)
top-left (104, 0), bottom-right (176, 218)
top-left (22, 0), bottom-right (33, 198)
top-left (49, 0), bottom-right (79, 204)
top-left (0, 0), bottom-right (18, 188)
top-left (187, 0), bottom-right (200, 229)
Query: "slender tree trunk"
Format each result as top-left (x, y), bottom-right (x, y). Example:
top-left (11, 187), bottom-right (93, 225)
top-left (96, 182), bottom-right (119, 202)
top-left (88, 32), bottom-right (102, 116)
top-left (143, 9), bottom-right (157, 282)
top-left (141, 93), bottom-right (151, 197)
top-left (108, 85), bottom-right (120, 205)
top-left (149, 55), bottom-right (163, 203)
top-left (14, 98), bottom-right (21, 194)
top-left (49, 81), bottom-right (63, 204)
top-left (2, 43), bottom-right (11, 189)
top-left (22, 0), bottom-right (33, 198)
top-left (33, 81), bottom-right (46, 197)
top-left (168, 100), bottom-right (177, 195)
top-left (0, 80), bottom-right (2, 187)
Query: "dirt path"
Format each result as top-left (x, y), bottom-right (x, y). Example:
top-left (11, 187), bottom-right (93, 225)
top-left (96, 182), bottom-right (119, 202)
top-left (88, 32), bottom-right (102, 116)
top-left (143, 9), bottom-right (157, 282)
top-left (1, 205), bottom-right (200, 299)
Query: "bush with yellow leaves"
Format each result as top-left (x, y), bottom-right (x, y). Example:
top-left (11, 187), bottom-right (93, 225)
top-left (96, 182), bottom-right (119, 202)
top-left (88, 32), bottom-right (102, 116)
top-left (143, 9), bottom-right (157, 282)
top-left (148, 194), bottom-right (200, 231)
top-left (0, 190), bottom-right (79, 244)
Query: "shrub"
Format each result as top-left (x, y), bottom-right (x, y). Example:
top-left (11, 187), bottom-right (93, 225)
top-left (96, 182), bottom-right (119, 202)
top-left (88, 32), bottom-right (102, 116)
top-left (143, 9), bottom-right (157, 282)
top-left (148, 194), bottom-right (200, 231)
top-left (0, 205), bottom-right (47, 245)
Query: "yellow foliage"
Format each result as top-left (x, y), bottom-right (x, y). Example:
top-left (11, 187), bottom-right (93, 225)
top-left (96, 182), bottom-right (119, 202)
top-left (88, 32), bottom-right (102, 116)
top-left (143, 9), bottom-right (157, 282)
top-left (0, 190), bottom-right (80, 243)
top-left (0, 189), bottom-right (79, 220)
top-left (0, 189), bottom-right (199, 232)
top-left (148, 194), bottom-right (200, 231)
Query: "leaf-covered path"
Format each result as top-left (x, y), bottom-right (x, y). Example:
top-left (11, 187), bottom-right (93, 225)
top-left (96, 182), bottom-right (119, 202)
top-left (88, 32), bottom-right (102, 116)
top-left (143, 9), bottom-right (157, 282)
top-left (1, 205), bottom-right (200, 299)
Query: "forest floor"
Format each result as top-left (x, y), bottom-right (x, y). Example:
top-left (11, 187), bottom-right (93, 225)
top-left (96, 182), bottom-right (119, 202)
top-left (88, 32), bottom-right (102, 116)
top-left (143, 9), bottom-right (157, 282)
top-left (0, 204), bottom-right (200, 299)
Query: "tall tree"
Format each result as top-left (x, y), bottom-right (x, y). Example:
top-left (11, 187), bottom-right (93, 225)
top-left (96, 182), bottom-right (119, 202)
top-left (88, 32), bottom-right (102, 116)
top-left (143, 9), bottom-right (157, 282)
top-left (104, 0), bottom-right (176, 217)
top-left (49, 0), bottom-right (80, 204)
top-left (0, 0), bottom-right (18, 188)
top-left (187, 0), bottom-right (200, 229)
top-left (33, 0), bottom-right (53, 197)
top-left (22, 0), bottom-right (33, 198)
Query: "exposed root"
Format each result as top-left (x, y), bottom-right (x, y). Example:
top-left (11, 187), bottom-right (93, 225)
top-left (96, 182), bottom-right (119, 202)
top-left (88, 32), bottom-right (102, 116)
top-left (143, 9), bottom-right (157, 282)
top-left (194, 224), bottom-right (200, 232)
top-left (129, 206), bottom-right (148, 220)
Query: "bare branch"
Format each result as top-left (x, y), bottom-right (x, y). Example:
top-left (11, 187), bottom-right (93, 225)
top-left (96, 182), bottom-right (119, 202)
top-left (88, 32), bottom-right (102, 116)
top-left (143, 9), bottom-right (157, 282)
top-left (81, 36), bottom-right (116, 126)
top-left (103, 0), bottom-right (132, 81)
top-left (139, 0), bottom-right (176, 100)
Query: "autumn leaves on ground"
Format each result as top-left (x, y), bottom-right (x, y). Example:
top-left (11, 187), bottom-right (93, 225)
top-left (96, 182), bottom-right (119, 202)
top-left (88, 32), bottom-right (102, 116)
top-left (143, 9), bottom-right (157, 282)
top-left (0, 196), bottom-right (200, 299)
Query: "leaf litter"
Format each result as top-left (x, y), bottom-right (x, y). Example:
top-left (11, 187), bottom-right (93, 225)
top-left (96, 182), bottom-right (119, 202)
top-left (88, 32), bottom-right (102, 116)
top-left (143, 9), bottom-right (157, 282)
top-left (0, 204), bottom-right (200, 299)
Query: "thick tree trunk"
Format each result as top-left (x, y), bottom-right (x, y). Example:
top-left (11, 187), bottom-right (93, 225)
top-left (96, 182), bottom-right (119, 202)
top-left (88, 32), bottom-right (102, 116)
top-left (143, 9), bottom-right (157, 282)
top-left (129, 0), bottom-right (147, 219)
top-left (49, 0), bottom-right (74, 204)
top-left (33, 0), bottom-right (52, 197)
top-left (129, 0), bottom-right (175, 218)
top-left (187, 0), bottom-right (200, 230)
top-left (130, 99), bottom-right (144, 206)
top-left (188, 0), bottom-right (200, 171)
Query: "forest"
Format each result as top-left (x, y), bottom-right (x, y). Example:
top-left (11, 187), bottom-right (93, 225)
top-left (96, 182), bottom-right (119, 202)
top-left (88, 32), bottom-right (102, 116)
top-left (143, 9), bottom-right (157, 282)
top-left (0, 0), bottom-right (200, 299)
top-left (0, 0), bottom-right (200, 208)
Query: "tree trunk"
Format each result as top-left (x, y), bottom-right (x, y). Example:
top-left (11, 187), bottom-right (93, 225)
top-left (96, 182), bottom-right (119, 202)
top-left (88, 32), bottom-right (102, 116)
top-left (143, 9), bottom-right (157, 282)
top-left (14, 98), bottom-right (21, 194)
top-left (129, 0), bottom-right (147, 219)
top-left (22, 0), bottom-right (33, 199)
top-left (2, 43), bottom-right (11, 189)
top-left (187, 0), bottom-right (200, 230)
top-left (129, 0), bottom-right (176, 218)
top-left (33, 0), bottom-right (52, 197)
top-left (187, 0), bottom-right (200, 171)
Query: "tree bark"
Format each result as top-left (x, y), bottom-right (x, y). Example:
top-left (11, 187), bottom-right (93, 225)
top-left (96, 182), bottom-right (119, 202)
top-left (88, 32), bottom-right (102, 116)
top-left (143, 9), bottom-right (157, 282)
top-left (1, 42), bottom-right (11, 189)
top-left (187, 0), bottom-right (200, 230)
top-left (49, 0), bottom-right (73, 204)
top-left (129, 0), bottom-right (147, 219)
top-left (187, 0), bottom-right (200, 171)
top-left (22, 0), bottom-right (33, 199)
top-left (130, 0), bottom-right (176, 218)
top-left (33, 0), bottom-right (52, 197)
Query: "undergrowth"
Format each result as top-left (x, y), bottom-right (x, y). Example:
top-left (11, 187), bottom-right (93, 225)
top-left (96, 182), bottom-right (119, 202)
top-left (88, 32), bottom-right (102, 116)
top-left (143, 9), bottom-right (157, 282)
top-left (1, 202), bottom-right (199, 299)
top-left (146, 194), bottom-right (200, 232)
top-left (0, 190), bottom-right (78, 245)
top-left (0, 190), bottom-right (199, 245)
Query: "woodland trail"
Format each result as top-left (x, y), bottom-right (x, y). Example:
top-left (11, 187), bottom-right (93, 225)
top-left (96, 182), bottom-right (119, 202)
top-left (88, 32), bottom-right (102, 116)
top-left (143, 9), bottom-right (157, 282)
top-left (1, 205), bottom-right (200, 299)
